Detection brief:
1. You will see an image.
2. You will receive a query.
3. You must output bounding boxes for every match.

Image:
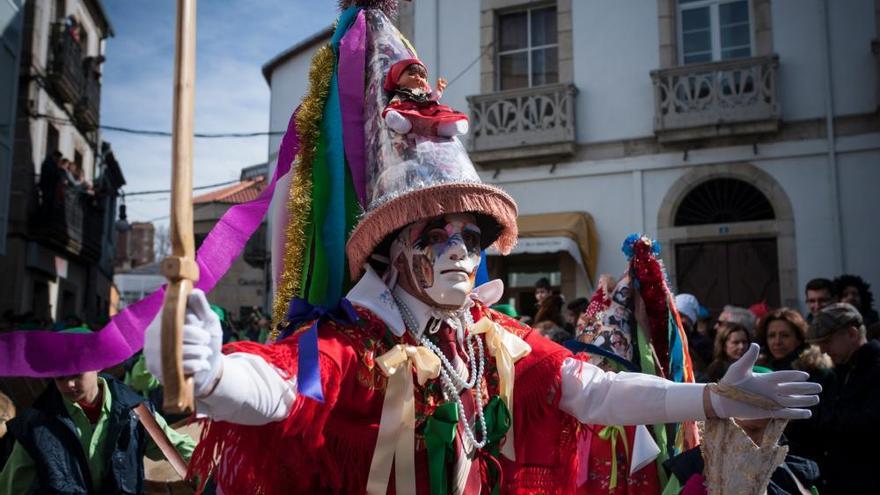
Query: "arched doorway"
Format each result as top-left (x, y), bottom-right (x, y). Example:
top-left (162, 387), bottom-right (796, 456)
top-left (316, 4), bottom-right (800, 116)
top-left (657, 164), bottom-right (798, 313)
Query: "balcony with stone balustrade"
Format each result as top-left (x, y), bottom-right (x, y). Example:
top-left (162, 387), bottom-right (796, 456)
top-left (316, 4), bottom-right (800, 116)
top-left (466, 83), bottom-right (578, 165)
top-left (650, 55), bottom-right (780, 143)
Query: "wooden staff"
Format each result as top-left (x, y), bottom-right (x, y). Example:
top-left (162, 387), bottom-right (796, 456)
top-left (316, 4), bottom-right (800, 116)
top-left (160, 0), bottom-right (198, 414)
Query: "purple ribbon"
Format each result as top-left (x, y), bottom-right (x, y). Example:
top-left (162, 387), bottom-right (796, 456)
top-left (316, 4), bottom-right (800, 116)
top-left (338, 9), bottom-right (367, 208)
top-left (279, 297), bottom-right (360, 402)
top-left (0, 109), bottom-right (302, 377)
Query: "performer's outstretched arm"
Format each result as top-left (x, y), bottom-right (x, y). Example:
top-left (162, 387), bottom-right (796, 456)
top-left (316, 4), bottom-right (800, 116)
top-left (145, 291), bottom-right (820, 426)
top-left (558, 344), bottom-right (821, 425)
top-left (145, 289), bottom-right (297, 425)
top-left (558, 357), bottom-right (706, 425)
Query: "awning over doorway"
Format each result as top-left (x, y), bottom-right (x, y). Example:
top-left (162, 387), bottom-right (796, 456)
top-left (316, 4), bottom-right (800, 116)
top-left (487, 211), bottom-right (599, 283)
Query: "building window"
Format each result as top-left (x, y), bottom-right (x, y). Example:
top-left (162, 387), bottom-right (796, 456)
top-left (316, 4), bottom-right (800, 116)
top-left (46, 124), bottom-right (59, 157)
top-left (73, 149), bottom-right (83, 173)
top-left (497, 5), bottom-right (558, 90)
top-left (54, 0), bottom-right (66, 20)
top-left (674, 178), bottom-right (774, 226)
top-left (678, 0), bottom-right (752, 64)
top-left (79, 27), bottom-right (89, 57)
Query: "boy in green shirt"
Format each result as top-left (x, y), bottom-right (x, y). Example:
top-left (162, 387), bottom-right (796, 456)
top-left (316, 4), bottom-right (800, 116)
top-left (0, 370), bottom-right (196, 494)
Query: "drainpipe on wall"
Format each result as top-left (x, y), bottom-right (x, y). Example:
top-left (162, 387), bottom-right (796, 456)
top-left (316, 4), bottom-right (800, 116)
top-left (821, 0), bottom-right (845, 274)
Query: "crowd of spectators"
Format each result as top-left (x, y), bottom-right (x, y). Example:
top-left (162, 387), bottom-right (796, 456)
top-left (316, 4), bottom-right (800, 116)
top-left (671, 275), bottom-right (879, 493)
top-left (495, 271), bottom-right (878, 494)
top-left (3, 265), bottom-right (877, 492)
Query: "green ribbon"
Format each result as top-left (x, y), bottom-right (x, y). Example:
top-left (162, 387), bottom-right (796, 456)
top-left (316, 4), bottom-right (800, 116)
top-left (424, 397), bottom-right (511, 495)
top-left (483, 396), bottom-right (511, 495)
top-left (425, 402), bottom-right (458, 495)
top-left (635, 322), bottom-right (669, 488)
top-left (597, 425), bottom-right (630, 491)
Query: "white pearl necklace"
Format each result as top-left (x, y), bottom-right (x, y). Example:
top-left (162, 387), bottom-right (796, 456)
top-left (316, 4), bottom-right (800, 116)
top-left (394, 295), bottom-right (489, 449)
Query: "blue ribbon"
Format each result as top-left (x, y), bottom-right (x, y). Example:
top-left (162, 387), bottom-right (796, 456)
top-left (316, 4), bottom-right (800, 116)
top-left (280, 297), bottom-right (360, 402)
top-left (667, 313), bottom-right (684, 382)
top-left (475, 250), bottom-right (489, 287)
top-left (320, 8), bottom-right (360, 307)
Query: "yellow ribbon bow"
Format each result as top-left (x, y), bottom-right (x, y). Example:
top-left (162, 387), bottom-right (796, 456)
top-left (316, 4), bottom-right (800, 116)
top-left (366, 345), bottom-right (441, 495)
top-left (472, 317), bottom-right (531, 460)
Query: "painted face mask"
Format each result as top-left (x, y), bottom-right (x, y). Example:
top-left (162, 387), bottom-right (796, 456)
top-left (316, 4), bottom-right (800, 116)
top-left (390, 213), bottom-right (482, 309)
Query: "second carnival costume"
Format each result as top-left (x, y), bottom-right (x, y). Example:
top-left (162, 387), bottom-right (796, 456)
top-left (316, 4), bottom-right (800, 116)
top-left (142, 3), bottom-right (822, 494)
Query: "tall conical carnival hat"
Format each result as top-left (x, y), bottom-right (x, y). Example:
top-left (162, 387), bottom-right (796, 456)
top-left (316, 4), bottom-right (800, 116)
top-left (345, 10), bottom-right (517, 278)
top-left (272, 1), bottom-right (518, 326)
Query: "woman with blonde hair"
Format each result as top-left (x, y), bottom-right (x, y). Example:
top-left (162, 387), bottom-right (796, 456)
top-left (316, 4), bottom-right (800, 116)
top-left (703, 321), bottom-right (751, 382)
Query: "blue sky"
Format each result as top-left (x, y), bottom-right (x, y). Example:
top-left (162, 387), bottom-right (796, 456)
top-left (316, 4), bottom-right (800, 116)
top-left (100, 1), bottom-right (338, 224)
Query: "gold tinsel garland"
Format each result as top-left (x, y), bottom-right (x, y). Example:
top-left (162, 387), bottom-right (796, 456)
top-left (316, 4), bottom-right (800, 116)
top-left (270, 45), bottom-right (336, 335)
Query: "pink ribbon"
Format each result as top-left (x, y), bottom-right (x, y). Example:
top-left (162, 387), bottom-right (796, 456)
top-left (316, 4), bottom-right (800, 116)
top-left (0, 110), bottom-right (301, 377)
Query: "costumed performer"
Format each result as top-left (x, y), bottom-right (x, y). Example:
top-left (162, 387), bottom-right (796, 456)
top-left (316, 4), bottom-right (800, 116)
top-left (143, 3), bottom-right (820, 494)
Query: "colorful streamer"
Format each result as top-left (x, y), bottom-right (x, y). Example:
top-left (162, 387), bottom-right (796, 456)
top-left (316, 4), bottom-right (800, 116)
top-left (0, 110), bottom-right (303, 377)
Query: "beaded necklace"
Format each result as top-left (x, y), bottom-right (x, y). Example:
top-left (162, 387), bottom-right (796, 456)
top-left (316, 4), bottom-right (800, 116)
top-left (393, 294), bottom-right (489, 449)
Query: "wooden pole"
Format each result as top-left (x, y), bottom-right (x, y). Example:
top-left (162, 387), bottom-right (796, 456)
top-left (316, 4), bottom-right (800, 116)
top-left (161, 0), bottom-right (198, 414)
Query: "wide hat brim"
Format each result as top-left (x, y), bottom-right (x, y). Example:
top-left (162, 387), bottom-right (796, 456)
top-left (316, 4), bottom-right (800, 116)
top-left (346, 182), bottom-right (518, 279)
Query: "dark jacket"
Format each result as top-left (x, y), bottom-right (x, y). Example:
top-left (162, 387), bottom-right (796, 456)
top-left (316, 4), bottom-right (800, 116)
top-left (8, 375), bottom-right (151, 494)
top-left (760, 344), bottom-right (835, 468)
top-left (664, 443), bottom-right (820, 495)
top-left (794, 339), bottom-right (880, 494)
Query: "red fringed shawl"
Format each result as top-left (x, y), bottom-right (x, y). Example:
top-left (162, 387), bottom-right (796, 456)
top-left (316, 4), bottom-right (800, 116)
top-left (189, 304), bottom-right (584, 494)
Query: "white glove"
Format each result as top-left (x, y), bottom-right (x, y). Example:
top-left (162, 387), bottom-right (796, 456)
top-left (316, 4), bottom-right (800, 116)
top-left (144, 288), bottom-right (224, 398)
top-left (710, 343), bottom-right (821, 419)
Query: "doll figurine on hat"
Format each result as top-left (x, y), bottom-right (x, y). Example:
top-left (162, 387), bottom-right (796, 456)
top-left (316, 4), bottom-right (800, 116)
top-left (382, 58), bottom-right (470, 137)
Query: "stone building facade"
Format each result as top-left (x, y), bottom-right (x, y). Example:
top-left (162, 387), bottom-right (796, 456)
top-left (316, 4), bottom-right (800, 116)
top-left (265, 0), bottom-right (880, 317)
top-left (0, 0), bottom-right (125, 325)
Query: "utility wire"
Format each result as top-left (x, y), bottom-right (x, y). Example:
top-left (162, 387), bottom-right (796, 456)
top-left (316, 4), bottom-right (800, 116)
top-left (101, 124), bottom-right (285, 138)
top-left (124, 178), bottom-right (242, 196)
top-left (30, 112), bottom-right (284, 139)
top-left (30, 43), bottom-right (492, 139)
top-left (446, 42), bottom-right (494, 87)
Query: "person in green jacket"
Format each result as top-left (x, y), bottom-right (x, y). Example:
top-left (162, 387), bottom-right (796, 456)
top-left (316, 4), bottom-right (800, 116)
top-left (0, 369), bottom-right (196, 494)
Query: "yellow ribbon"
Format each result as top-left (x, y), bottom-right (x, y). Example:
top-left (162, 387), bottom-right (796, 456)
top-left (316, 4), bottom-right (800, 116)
top-left (597, 425), bottom-right (630, 491)
top-left (366, 345), bottom-right (441, 495)
top-left (472, 317), bottom-right (531, 461)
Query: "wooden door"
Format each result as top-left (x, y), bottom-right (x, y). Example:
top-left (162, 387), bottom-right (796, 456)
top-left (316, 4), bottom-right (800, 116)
top-left (675, 238), bottom-right (780, 315)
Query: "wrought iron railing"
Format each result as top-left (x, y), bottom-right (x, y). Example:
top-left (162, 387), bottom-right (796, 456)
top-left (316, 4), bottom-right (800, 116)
top-left (650, 55), bottom-right (780, 140)
top-left (76, 57), bottom-right (102, 130)
top-left (48, 23), bottom-right (85, 105)
top-left (34, 187), bottom-right (105, 261)
top-left (48, 24), bottom-right (102, 131)
top-left (467, 83), bottom-right (577, 153)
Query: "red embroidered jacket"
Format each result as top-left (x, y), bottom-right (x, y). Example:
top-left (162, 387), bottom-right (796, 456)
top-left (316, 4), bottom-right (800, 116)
top-left (189, 303), bottom-right (587, 494)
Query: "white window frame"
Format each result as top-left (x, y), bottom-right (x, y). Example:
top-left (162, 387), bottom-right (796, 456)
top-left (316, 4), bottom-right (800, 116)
top-left (496, 3), bottom-right (558, 90)
top-left (677, 0), bottom-right (755, 65)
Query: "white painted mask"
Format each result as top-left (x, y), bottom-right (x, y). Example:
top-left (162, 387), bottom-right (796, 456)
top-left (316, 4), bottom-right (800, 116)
top-left (389, 213), bottom-right (482, 309)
